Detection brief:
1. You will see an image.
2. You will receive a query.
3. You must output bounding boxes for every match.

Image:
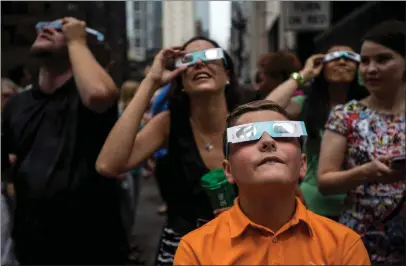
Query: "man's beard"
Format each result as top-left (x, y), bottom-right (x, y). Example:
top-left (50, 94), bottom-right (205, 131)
top-left (29, 45), bottom-right (68, 60)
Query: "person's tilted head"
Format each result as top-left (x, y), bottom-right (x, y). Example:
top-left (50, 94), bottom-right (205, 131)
top-left (323, 45), bottom-right (359, 84)
top-left (222, 100), bottom-right (307, 190)
top-left (30, 19), bottom-right (67, 58)
top-left (30, 18), bottom-right (110, 67)
top-left (179, 37), bottom-right (230, 95)
top-left (166, 36), bottom-right (241, 114)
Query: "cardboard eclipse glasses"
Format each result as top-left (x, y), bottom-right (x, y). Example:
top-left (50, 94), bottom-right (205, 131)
top-left (175, 48), bottom-right (228, 68)
top-left (225, 121), bottom-right (308, 157)
top-left (36, 21), bottom-right (105, 42)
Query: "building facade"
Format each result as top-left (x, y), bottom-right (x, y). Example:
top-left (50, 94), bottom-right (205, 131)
top-left (313, 2), bottom-right (406, 52)
top-left (126, 1), bottom-right (163, 63)
top-left (146, 2), bottom-right (163, 52)
top-left (283, 1), bottom-right (405, 63)
top-left (162, 1), bottom-right (195, 48)
top-left (230, 1), bottom-right (404, 84)
top-left (230, 0), bottom-right (280, 85)
top-left (194, 1), bottom-right (210, 38)
top-left (229, 0), bottom-right (250, 84)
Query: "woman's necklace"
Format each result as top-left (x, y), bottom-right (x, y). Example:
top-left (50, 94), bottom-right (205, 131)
top-left (189, 118), bottom-right (217, 152)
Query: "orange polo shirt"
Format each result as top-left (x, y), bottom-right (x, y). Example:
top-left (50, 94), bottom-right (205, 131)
top-left (174, 197), bottom-right (371, 265)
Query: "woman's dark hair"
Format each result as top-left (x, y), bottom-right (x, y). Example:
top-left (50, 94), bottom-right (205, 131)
top-left (257, 51), bottom-right (302, 81)
top-left (159, 36), bottom-right (242, 114)
top-left (252, 51), bottom-right (302, 101)
top-left (362, 20), bottom-right (406, 57)
top-left (303, 46), bottom-right (369, 152)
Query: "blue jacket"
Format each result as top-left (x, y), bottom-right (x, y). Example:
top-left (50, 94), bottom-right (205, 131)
top-left (151, 84), bottom-right (170, 159)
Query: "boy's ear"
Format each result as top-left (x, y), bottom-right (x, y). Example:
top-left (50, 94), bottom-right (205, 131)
top-left (223, 159), bottom-right (235, 184)
top-left (299, 153), bottom-right (307, 181)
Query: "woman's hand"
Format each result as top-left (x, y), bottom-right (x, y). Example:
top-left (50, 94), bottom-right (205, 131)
top-left (147, 47), bottom-right (187, 87)
top-left (300, 54), bottom-right (325, 81)
top-left (362, 156), bottom-right (405, 184)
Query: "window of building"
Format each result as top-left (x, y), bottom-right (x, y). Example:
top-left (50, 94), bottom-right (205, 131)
top-left (134, 17), bottom-right (141, 30)
top-left (134, 1), bottom-right (140, 11)
top-left (135, 37), bottom-right (141, 47)
top-left (133, 30), bottom-right (142, 38)
top-left (135, 48), bottom-right (146, 61)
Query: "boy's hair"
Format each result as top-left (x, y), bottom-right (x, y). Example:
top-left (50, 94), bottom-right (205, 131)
top-left (223, 100), bottom-right (302, 158)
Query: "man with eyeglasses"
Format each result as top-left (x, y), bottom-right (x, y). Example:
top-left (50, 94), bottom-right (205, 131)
top-left (1, 17), bottom-right (128, 264)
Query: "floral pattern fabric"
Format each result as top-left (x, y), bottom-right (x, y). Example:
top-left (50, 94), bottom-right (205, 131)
top-left (325, 100), bottom-right (405, 264)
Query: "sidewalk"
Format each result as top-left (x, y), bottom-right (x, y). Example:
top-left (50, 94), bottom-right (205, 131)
top-left (133, 177), bottom-right (166, 266)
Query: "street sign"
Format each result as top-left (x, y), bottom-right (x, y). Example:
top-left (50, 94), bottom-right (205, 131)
top-left (283, 1), bottom-right (331, 31)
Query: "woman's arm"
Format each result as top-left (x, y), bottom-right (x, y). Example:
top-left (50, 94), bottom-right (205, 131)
top-left (317, 130), bottom-right (369, 195)
top-left (96, 46), bottom-right (186, 178)
top-left (96, 76), bottom-right (168, 177)
top-left (265, 78), bottom-right (303, 109)
top-left (265, 54), bottom-right (324, 118)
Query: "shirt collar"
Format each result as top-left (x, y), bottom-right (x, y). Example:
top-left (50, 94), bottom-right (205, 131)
top-left (228, 197), bottom-right (314, 239)
top-left (31, 76), bottom-right (74, 98)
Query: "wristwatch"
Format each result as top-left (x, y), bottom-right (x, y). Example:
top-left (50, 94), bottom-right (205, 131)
top-left (290, 72), bottom-right (307, 88)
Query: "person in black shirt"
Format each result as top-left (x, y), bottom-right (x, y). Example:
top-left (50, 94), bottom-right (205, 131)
top-left (2, 17), bottom-right (127, 265)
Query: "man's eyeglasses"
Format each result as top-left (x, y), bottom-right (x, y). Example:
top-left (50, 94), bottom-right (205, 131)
top-left (35, 21), bottom-right (105, 42)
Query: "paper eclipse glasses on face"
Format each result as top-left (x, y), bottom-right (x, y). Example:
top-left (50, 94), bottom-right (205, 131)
top-left (36, 21), bottom-right (105, 42)
top-left (323, 51), bottom-right (360, 63)
top-left (225, 121), bottom-right (307, 157)
top-left (227, 121), bottom-right (307, 144)
top-left (175, 48), bottom-right (227, 68)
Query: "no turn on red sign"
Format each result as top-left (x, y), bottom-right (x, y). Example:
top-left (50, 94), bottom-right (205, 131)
top-left (283, 1), bottom-right (331, 31)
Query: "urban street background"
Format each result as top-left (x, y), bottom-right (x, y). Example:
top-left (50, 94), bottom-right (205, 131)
top-left (1, 1), bottom-right (405, 265)
top-left (2, 1), bottom-right (405, 86)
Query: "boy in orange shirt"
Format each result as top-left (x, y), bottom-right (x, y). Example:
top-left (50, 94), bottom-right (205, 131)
top-left (174, 100), bottom-right (370, 265)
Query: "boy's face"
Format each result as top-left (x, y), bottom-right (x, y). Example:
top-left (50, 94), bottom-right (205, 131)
top-left (223, 110), bottom-right (307, 187)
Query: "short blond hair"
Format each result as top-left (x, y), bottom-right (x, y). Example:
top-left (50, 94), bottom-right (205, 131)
top-left (119, 80), bottom-right (140, 110)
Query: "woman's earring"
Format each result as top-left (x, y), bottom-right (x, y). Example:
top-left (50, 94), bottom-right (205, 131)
top-left (226, 81), bottom-right (230, 85)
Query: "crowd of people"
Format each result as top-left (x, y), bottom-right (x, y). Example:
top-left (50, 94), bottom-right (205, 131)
top-left (1, 15), bottom-right (405, 266)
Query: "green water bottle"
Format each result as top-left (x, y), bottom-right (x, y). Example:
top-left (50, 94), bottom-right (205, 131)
top-left (201, 168), bottom-right (236, 210)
